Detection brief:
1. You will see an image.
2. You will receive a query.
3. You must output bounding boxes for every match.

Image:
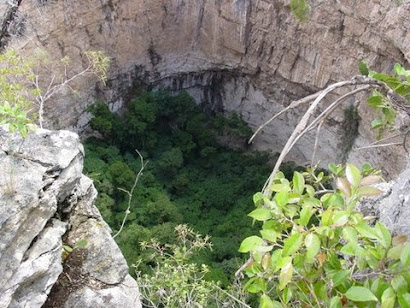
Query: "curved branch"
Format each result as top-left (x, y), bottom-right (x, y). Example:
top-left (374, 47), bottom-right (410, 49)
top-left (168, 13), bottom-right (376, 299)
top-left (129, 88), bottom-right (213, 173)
top-left (262, 77), bottom-right (384, 196)
top-left (248, 91), bottom-right (320, 144)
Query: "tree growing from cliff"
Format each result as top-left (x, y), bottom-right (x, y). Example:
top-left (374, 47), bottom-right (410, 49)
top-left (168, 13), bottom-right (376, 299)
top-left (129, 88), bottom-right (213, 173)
top-left (0, 48), bottom-right (109, 135)
top-left (238, 63), bottom-right (410, 307)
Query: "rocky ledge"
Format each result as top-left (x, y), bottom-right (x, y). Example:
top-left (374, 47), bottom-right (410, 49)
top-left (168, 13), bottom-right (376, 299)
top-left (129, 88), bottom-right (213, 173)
top-left (0, 127), bottom-right (141, 308)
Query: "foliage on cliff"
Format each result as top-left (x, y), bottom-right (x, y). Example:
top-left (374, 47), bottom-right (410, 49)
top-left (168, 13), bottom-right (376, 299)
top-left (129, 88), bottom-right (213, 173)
top-left (239, 164), bottom-right (410, 307)
top-left (0, 48), bottom-right (108, 134)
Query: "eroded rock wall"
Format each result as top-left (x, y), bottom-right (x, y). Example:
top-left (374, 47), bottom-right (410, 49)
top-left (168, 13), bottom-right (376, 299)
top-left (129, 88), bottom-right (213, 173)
top-left (0, 127), bottom-right (141, 308)
top-left (2, 0), bottom-right (409, 175)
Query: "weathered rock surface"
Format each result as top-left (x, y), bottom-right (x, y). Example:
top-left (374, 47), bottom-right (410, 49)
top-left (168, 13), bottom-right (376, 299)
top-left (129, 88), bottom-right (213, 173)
top-left (359, 164), bottom-right (410, 238)
top-left (0, 127), bottom-right (141, 308)
top-left (2, 0), bottom-right (408, 177)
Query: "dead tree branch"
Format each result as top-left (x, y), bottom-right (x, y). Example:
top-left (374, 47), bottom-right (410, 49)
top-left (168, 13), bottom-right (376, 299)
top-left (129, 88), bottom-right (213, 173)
top-left (258, 77), bottom-right (386, 197)
top-left (113, 150), bottom-right (147, 239)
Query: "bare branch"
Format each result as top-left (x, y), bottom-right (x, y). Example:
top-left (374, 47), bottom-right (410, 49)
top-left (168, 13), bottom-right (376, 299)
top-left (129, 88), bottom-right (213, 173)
top-left (113, 150), bottom-right (147, 239)
top-left (235, 256), bottom-right (253, 278)
top-left (262, 77), bottom-right (384, 196)
top-left (248, 91), bottom-right (320, 144)
top-left (354, 142), bottom-right (403, 150)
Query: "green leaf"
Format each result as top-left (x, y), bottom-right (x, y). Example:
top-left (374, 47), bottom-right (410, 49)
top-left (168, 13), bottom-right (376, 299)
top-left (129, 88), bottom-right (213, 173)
top-left (345, 286), bottom-right (378, 302)
top-left (361, 163), bottom-right (373, 174)
top-left (321, 208), bottom-right (334, 226)
top-left (74, 238), bottom-right (88, 249)
top-left (332, 270), bottom-right (350, 287)
top-left (249, 208), bottom-right (272, 221)
top-left (394, 63), bottom-right (406, 76)
top-left (398, 293), bottom-right (410, 308)
top-left (239, 236), bottom-right (264, 253)
top-left (260, 294), bottom-right (275, 308)
top-left (253, 192), bottom-right (264, 205)
top-left (346, 164), bottom-right (362, 188)
top-left (333, 211), bottom-right (349, 227)
top-left (298, 205), bottom-right (314, 226)
top-left (271, 184), bottom-right (286, 192)
top-left (306, 185), bottom-right (315, 197)
top-left (375, 222), bottom-right (392, 249)
top-left (282, 233), bottom-right (303, 257)
top-left (305, 233), bottom-right (320, 262)
top-left (260, 229), bottom-right (277, 243)
top-left (271, 249), bottom-right (282, 272)
top-left (329, 296), bottom-right (343, 308)
top-left (293, 172), bottom-right (305, 195)
top-left (356, 222), bottom-right (379, 240)
top-left (277, 256), bottom-right (292, 269)
top-left (359, 60), bottom-right (369, 76)
top-left (245, 277), bottom-right (266, 294)
top-left (343, 227), bottom-right (358, 244)
top-left (371, 117), bottom-right (384, 129)
top-left (341, 242), bottom-right (364, 256)
top-left (279, 261), bottom-right (293, 290)
top-left (391, 275), bottom-right (408, 294)
top-left (400, 244), bottom-right (410, 266)
top-left (371, 278), bottom-right (390, 300)
top-left (328, 163), bottom-right (339, 175)
top-left (275, 189), bottom-right (289, 207)
top-left (367, 95), bottom-right (384, 108)
top-left (63, 245), bottom-right (73, 253)
top-left (381, 287), bottom-right (396, 308)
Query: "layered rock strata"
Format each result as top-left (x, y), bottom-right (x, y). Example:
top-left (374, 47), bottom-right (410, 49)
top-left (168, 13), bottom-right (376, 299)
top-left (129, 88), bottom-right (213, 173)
top-left (0, 127), bottom-right (141, 308)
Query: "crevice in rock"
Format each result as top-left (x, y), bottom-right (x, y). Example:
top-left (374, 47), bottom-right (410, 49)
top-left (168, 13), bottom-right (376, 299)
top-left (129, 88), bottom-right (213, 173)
top-left (42, 248), bottom-right (88, 308)
top-left (193, 0), bottom-right (206, 49)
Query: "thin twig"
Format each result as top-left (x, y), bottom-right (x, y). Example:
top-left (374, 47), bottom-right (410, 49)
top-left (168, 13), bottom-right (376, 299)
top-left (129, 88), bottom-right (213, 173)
top-left (354, 142), bottom-right (403, 150)
top-left (113, 150), bottom-right (147, 239)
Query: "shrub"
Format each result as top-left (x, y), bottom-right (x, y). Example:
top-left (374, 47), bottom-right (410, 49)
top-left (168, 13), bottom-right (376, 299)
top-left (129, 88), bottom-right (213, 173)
top-left (239, 164), bottom-right (410, 307)
top-left (136, 225), bottom-right (248, 308)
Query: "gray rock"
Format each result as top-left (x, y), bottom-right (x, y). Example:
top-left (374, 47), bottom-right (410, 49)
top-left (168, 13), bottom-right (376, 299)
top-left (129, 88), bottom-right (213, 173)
top-left (63, 276), bottom-right (141, 308)
top-left (0, 127), bottom-right (141, 308)
top-left (359, 163), bottom-right (410, 238)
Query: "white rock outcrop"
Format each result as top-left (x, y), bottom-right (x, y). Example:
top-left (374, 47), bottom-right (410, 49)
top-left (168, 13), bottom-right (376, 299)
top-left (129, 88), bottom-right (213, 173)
top-left (0, 127), bottom-right (141, 308)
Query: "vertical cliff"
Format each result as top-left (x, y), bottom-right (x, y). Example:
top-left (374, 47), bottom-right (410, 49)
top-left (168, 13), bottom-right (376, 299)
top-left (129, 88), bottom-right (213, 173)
top-left (1, 0), bottom-right (408, 176)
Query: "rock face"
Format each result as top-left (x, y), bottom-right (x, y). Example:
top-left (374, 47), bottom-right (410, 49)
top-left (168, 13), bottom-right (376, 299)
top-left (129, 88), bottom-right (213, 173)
top-left (0, 1), bottom-right (408, 174)
top-left (359, 164), bottom-right (410, 238)
top-left (2, 0), bottom-right (408, 178)
top-left (0, 127), bottom-right (141, 308)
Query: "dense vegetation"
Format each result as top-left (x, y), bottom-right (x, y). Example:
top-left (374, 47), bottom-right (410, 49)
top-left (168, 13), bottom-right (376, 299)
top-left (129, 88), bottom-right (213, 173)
top-left (83, 90), bottom-right (289, 284)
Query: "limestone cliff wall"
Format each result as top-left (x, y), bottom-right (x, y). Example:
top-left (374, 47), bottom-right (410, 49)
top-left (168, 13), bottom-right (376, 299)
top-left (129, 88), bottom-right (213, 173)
top-left (0, 127), bottom-right (141, 308)
top-left (1, 0), bottom-right (409, 176)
